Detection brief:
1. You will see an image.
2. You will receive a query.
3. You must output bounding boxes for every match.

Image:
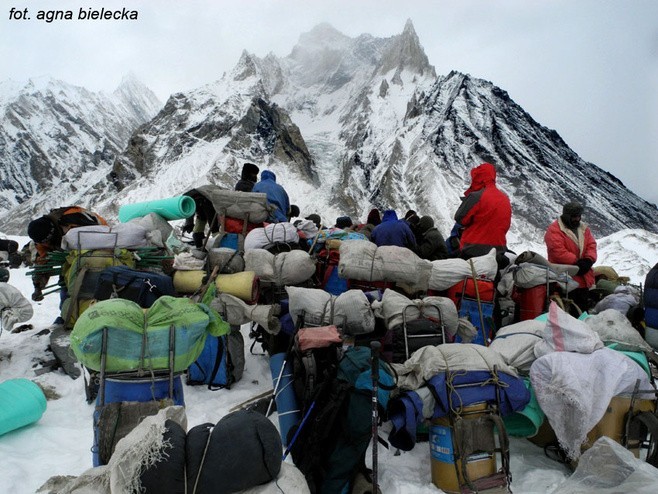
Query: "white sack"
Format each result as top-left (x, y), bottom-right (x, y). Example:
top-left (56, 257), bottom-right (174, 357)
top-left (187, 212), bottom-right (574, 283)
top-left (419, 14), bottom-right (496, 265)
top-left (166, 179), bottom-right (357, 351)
top-left (207, 248), bottom-right (245, 274)
top-left (530, 348), bottom-right (654, 460)
top-left (338, 241), bottom-right (432, 290)
top-left (428, 249), bottom-right (498, 291)
top-left (244, 249), bottom-right (316, 286)
top-left (128, 213), bottom-right (173, 248)
top-left (584, 309), bottom-right (651, 352)
top-left (244, 223), bottom-right (299, 251)
top-left (172, 252), bottom-right (206, 271)
top-left (489, 320), bottom-right (545, 374)
top-left (286, 286), bottom-right (375, 335)
top-left (0, 283), bottom-right (34, 332)
top-left (62, 224), bottom-right (151, 250)
top-left (551, 437), bottom-right (658, 494)
top-left (534, 301), bottom-right (604, 358)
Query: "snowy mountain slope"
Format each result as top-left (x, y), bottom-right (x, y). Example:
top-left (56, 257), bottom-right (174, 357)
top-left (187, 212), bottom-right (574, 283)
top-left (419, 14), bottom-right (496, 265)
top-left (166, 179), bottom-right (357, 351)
top-left (2, 21), bottom-right (657, 248)
top-left (0, 75), bottom-right (161, 232)
top-left (84, 20), bottom-right (655, 244)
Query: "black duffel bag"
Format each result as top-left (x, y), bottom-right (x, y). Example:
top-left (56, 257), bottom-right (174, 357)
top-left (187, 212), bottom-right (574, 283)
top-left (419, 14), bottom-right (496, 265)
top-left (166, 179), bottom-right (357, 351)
top-left (94, 265), bottom-right (176, 308)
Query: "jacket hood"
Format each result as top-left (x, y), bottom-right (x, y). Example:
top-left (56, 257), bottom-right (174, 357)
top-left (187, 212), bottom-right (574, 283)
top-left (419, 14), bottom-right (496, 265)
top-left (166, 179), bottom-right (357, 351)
top-left (382, 210), bottom-right (398, 222)
top-left (261, 170), bottom-right (276, 182)
top-left (467, 162), bottom-right (496, 193)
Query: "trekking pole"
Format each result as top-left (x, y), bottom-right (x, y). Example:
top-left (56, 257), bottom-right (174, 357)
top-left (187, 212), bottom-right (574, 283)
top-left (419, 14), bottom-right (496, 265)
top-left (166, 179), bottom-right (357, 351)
top-left (281, 401), bottom-right (316, 461)
top-left (370, 341), bottom-right (381, 491)
top-left (266, 312), bottom-right (305, 417)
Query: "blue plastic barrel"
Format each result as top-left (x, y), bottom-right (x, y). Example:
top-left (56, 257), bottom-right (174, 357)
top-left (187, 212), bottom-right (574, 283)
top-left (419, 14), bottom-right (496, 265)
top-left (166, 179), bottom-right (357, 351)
top-left (270, 352), bottom-right (301, 447)
top-left (0, 378), bottom-right (47, 436)
top-left (92, 374), bottom-right (185, 466)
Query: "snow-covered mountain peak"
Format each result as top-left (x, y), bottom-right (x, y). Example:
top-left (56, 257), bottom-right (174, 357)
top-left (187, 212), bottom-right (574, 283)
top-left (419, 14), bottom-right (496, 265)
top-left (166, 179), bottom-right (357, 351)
top-left (377, 19), bottom-right (435, 78)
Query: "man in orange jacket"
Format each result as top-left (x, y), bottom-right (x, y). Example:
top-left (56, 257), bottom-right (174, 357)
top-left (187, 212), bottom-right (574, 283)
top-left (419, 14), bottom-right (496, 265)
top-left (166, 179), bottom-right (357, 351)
top-left (27, 206), bottom-right (107, 301)
top-left (544, 201), bottom-right (597, 311)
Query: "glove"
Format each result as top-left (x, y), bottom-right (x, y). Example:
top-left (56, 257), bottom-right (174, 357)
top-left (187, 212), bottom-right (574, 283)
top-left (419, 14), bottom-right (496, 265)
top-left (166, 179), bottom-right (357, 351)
top-left (31, 287), bottom-right (44, 302)
top-left (182, 222), bottom-right (194, 234)
top-left (576, 258), bottom-right (594, 276)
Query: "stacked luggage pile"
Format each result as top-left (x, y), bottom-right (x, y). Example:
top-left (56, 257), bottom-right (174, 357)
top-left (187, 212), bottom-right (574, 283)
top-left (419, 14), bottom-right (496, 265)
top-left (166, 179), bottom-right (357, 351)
top-left (37, 189), bottom-right (658, 494)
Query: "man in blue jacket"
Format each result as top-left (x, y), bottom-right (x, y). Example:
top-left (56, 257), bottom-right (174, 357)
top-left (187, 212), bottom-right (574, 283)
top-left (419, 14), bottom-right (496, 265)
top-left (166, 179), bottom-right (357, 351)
top-left (371, 210), bottom-right (417, 249)
top-left (252, 170), bottom-right (290, 223)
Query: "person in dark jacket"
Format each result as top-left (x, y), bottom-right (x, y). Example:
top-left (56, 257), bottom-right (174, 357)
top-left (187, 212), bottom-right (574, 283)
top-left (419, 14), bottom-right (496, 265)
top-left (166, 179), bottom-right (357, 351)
top-left (182, 190), bottom-right (219, 248)
top-left (335, 216), bottom-right (354, 230)
top-left (252, 170), bottom-right (290, 223)
top-left (415, 216), bottom-right (449, 261)
top-left (454, 162), bottom-right (511, 259)
top-left (27, 206), bottom-right (107, 302)
top-left (404, 210), bottom-right (421, 242)
top-left (370, 210), bottom-right (417, 249)
top-left (234, 163), bottom-right (260, 192)
top-left (354, 208), bottom-right (381, 240)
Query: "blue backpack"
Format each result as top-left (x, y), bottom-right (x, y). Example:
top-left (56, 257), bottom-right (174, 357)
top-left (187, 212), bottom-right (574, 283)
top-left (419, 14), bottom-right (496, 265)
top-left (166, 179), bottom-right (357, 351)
top-left (187, 326), bottom-right (245, 389)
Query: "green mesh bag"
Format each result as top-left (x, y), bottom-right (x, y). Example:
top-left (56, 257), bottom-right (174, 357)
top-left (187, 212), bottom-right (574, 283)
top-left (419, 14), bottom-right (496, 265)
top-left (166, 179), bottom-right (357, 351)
top-left (70, 296), bottom-right (229, 372)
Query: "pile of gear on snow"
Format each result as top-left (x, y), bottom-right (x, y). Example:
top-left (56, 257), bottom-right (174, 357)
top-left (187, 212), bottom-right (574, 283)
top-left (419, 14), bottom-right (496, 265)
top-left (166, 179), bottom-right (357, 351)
top-left (2, 185), bottom-right (658, 494)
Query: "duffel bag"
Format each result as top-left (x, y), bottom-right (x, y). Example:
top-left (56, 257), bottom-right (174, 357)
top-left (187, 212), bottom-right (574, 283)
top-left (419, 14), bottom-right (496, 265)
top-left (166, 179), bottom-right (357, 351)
top-left (94, 266), bottom-right (176, 308)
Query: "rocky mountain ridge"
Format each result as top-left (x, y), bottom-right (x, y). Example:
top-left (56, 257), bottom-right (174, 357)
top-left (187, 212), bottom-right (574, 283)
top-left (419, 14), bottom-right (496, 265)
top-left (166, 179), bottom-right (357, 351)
top-left (1, 21), bottom-right (656, 246)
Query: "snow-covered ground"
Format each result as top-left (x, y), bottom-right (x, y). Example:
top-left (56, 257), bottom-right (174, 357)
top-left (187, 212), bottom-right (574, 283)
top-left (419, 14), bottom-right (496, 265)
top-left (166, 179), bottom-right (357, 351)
top-left (0, 232), bottom-right (654, 494)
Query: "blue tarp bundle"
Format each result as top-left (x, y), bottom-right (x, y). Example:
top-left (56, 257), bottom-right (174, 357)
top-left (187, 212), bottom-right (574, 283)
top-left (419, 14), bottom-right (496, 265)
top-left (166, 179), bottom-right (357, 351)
top-left (388, 370), bottom-right (530, 451)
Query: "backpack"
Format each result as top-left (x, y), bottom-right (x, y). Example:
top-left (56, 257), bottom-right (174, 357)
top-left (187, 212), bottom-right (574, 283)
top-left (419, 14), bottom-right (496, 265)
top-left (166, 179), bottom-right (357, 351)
top-left (187, 325), bottom-right (245, 389)
top-left (316, 249), bottom-right (348, 296)
top-left (288, 343), bottom-right (396, 494)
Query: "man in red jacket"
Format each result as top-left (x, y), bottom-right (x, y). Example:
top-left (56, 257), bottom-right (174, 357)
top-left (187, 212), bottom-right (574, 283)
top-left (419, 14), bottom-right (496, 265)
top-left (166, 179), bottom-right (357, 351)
top-left (544, 202), bottom-right (597, 311)
top-left (454, 162), bottom-right (512, 259)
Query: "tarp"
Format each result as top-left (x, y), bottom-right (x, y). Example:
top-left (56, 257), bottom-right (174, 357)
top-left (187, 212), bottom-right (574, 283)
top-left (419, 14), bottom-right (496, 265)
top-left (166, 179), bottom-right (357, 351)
top-left (193, 185), bottom-right (273, 223)
top-left (244, 249), bottom-right (316, 286)
top-left (244, 222), bottom-right (299, 250)
top-left (391, 343), bottom-right (517, 391)
top-left (286, 286), bottom-right (375, 335)
top-left (427, 249), bottom-right (498, 291)
top-left (488, 320), bottom-right (545, 373)
top-left (338, 240), bottom-right (432, 291)
top-left (370, 288), bottom-right (459, 336)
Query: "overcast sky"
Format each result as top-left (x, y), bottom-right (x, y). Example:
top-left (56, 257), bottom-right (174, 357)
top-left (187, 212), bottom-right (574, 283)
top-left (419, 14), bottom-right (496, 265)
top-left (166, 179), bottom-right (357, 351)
top-left (3, 0), bottom-right (657, 204)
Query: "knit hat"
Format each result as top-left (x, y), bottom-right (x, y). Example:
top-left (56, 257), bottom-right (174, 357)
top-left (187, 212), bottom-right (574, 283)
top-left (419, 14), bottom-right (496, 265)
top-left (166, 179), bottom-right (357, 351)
top-left (562, 202), bottom-right (583, 217)
top-left (404, 210), bottom-right (419, 226)
top-left (289, 204), bottom-right (300, 218)
top-left (335, 216), bottom-right (353, 229)
top-left (305, 214), bottom-right (322, 228)
top-left (418, 215), bottom-right (434, 232)
top-left (27, 217), bottom-right (56, 243)
top-left (241, 162), bottom-right (260, 181)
